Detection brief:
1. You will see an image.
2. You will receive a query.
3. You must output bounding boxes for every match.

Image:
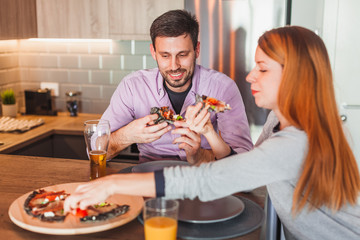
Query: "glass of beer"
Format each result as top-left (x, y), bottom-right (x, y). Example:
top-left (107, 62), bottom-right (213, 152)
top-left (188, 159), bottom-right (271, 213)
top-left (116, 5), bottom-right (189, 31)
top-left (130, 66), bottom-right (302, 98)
top-left (84, 119), bottom-right (110, 180)
top-left (143, 198), bottom-right (179, 240)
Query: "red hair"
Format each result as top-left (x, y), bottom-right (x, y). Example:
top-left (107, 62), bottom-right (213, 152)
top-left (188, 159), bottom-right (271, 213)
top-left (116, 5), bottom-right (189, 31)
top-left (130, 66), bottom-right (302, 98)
top-left (259, 26), bottom-right (360, 213)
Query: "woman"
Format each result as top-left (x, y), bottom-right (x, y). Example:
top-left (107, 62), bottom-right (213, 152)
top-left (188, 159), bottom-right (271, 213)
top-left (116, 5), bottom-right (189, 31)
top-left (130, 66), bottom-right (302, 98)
top-left (64, 26), bottom-right (360, 239)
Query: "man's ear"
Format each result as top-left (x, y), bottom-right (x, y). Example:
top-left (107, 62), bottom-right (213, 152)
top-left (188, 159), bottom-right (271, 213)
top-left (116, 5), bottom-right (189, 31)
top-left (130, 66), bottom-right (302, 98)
top-left (195, 42), bottom-right (200, 59)
top-left (150, 44), bottom-right (156, 60)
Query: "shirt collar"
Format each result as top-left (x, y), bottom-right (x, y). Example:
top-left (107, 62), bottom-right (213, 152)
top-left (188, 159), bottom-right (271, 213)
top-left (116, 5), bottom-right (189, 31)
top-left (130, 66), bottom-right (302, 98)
top-left (156, 70), bottom-right (166, 97)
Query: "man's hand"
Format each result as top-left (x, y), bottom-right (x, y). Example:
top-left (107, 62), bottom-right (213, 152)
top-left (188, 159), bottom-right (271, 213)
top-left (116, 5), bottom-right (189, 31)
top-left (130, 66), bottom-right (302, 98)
top-left (107, 114), bottom-right (172, 159)
top-left (122, 114), bottom-right (172, 144)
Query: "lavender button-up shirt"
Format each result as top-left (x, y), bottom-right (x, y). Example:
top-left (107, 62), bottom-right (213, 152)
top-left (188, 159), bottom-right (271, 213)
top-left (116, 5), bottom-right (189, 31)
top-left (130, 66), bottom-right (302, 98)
top-left (102, 65), bottom-right (253, 162)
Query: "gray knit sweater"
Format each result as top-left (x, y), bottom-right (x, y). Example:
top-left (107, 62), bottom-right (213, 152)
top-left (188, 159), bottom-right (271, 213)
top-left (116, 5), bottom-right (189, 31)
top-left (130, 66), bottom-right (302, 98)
top-left (163, 111), bottom-right (360, 239)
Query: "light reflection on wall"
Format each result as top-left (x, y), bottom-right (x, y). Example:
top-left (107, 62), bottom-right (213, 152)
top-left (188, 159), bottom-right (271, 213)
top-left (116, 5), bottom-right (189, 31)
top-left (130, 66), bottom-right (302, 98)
top-left (185, 0), bottom-right (287, 125)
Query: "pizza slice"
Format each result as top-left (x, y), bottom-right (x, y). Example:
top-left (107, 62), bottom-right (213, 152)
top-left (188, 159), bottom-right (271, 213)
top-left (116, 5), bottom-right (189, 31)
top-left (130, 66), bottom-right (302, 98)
top-left (24, 189), bottom-right (69, 222)
top-left (195, 94), bottom-right (231, 113)
top-left (150, 106), bottom-right (184, 124)
top-left (23, 189), bottom-right (130, 223)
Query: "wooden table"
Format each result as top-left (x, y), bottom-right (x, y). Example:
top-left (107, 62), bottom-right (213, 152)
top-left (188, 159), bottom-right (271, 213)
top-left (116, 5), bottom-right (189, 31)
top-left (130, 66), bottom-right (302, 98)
top-left (0, 154), bottom-right (266, 240)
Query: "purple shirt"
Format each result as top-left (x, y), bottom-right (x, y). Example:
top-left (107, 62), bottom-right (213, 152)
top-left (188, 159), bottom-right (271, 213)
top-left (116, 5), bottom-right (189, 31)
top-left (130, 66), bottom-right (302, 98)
top-left (102, 65), bottom-right (253, 162)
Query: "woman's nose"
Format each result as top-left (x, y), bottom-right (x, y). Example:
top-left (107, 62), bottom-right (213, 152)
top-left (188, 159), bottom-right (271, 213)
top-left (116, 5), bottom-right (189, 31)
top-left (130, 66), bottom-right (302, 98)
top-left (246, 69), bottom-right (257, 83)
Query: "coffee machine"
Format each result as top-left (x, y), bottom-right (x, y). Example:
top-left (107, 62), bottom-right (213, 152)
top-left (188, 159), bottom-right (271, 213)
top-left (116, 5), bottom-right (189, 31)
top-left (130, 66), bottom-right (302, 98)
top-left (25, 89), bottom-right (57, 115)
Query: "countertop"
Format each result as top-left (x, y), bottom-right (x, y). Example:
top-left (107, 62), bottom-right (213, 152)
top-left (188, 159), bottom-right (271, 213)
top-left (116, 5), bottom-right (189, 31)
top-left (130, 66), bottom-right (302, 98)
top-left (0, 154), bottom-right (266, 240)
top-left (0, 112), bottom-right (101, 154)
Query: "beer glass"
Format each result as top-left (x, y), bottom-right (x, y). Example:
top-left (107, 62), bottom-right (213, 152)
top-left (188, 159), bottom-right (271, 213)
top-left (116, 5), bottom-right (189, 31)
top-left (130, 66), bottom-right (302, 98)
top-left (84, 119), bottom-right (110, 180)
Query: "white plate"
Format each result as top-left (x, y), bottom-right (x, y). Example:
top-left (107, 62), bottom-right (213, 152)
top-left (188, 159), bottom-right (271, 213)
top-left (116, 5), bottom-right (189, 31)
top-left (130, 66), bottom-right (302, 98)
top-left (132, 160), bottom-right (189, 173)
top-left (8, 182), bottom-right (144, 235)
top-left (178, 196), bottom-right (245, 223)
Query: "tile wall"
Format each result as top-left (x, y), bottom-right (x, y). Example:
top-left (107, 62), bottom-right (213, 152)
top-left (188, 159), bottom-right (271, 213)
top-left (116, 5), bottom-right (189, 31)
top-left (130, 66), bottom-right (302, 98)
top-left (0, 40), bottom-right (21, 114)
top-left (0, 39), bottom-right (157, 114)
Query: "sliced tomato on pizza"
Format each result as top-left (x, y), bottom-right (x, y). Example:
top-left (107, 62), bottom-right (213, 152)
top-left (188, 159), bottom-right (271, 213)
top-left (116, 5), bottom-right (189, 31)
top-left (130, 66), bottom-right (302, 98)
top-left (24, 189), bottom-right (69, 222)
top-left (195, 94), bottom-right (231, 113)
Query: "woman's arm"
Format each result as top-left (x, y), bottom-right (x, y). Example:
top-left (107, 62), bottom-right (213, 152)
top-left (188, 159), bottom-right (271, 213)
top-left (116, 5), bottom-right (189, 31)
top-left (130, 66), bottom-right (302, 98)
top-left (63, 173), bottom-right (155, 213)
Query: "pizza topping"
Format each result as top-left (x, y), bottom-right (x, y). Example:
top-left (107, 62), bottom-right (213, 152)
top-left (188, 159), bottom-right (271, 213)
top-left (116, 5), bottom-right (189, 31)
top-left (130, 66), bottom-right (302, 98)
top-left (150, 106), bottom-right (184, 124)
top-left (150, 94), bottom-right (230, 125)
top-left (79, 204), bottom-right (130, 223)
top-left (24, 190), bottom-right (69, 222)
top-left (75, 208), bottom-right (88, 218)
top-left (195, 94), bottom-right (231, 113)
top-left (24, 189), bottom-right (130, 223)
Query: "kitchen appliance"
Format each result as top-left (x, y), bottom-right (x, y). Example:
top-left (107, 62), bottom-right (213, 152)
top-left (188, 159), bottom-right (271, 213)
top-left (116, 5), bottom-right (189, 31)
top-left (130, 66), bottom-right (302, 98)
top-left (185, 0), bottom-right (291, 125)
top-left (25, 89), bottom-right (57, 115)
top-left (65, 91), bottom-right (81, 117)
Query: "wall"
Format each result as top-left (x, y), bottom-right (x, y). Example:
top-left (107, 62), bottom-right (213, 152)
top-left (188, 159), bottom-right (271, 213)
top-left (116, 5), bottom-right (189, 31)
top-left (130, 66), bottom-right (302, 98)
top-left (291, 0), bottom-right (324, 35)
top-left (0, 40), bottom-right (21, 112)
top-left (0, 39), bottom-right (157, 114)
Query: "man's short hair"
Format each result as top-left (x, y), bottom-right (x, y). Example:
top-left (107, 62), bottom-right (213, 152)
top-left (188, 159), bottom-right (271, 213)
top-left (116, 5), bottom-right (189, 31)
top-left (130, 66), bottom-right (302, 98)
top-left (150, 10), bottom-right (199, 50)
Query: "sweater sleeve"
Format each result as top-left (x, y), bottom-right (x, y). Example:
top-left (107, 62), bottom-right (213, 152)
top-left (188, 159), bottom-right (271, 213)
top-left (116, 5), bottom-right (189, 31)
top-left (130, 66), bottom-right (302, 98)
top-left (154, 170), bottom-right (165, 197)
top-left (163, 127), bottom-right (308, 201)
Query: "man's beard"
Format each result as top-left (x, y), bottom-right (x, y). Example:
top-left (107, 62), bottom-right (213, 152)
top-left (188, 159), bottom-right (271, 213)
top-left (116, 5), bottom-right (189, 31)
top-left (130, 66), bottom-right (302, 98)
top-left (160, 60), bottom-right (196, 89)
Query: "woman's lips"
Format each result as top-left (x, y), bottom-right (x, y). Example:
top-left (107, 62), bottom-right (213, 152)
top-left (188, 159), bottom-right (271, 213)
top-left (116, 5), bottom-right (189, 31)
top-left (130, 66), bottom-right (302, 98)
top-left (252, 90), bottom-right (259, 95)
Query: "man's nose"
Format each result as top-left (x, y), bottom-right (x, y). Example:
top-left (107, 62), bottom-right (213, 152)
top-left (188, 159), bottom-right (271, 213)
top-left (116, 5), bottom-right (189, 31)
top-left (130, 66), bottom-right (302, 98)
top-left (170, 56), bottom-right (181, 70)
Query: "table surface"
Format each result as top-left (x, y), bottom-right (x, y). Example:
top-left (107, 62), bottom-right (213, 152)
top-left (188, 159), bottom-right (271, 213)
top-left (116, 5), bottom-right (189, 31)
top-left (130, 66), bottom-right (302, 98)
top-left (0, 154), bottom-right (266, 240)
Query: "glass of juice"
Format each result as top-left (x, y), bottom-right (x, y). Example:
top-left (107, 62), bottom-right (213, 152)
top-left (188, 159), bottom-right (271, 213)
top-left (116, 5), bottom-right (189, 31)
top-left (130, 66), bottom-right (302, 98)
top-left (84, 119), bottom-right (110, 180)
top-left (144, 198), bottom-right (179, 240)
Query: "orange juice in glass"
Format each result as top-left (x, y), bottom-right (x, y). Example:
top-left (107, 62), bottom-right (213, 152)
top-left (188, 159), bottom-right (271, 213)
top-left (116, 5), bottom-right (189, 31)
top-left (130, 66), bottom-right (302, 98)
top-left (144, 198), bottom-right (179, 240)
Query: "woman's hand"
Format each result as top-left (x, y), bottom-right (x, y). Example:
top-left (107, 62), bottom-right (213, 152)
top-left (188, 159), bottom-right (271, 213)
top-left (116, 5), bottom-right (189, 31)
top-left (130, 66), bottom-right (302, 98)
top-left (63, 176), bottom-right (116, 214)
top-left (64, 173), bottom-right (156, 214)
top-left (181, 102), bottom-right (214, 136)
top-left (174, 102), bottom-right (232, 160)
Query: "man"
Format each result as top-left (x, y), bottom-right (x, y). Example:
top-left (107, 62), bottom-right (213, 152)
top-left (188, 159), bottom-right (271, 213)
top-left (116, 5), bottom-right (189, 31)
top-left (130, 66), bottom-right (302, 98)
top-left (102, 10), bottom-right (253, 164)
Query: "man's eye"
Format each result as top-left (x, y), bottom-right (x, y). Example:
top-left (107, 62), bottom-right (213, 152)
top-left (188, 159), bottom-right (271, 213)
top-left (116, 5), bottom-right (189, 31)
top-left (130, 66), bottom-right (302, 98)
top-left (162, 55), bottom-right (169, 58)
top-left (259, 69), bottom-right (267, 73)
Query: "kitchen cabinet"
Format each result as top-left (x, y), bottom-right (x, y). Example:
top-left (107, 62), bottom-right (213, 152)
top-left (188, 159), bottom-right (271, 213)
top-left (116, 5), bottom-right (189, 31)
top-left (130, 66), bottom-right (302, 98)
top-left (36, 0), bottom-right (184, 40)
top-left (0, 0), bottom-right (37, 40)
top-left (11, 134), bottom-right (88, 160)
top-left (36, 0), bottom-right (109, 39)
top-left (108, 0), bottom-right (184, 40)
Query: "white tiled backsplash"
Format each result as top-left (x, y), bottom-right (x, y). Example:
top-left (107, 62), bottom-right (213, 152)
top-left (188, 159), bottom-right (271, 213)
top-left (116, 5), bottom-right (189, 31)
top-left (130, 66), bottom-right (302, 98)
top-left (0, 39), bottom-right (157, 114)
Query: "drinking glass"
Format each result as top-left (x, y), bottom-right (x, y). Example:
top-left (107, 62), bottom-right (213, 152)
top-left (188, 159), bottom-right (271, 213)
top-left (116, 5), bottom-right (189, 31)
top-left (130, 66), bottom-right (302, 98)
top-left (84, 119), bottom-right (110, 180)
top-left (143, 198), bottom-right (179, 240)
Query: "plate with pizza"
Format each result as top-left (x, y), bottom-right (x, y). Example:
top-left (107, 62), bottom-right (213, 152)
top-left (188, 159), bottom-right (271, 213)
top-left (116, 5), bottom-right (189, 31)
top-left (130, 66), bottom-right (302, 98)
top-left (8, 182), bottom-right (144, 235)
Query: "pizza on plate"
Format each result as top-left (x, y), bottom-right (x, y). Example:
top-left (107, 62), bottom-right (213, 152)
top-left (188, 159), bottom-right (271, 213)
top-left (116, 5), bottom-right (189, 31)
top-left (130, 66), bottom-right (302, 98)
top-left (23, 189), bottom-right (130, 223)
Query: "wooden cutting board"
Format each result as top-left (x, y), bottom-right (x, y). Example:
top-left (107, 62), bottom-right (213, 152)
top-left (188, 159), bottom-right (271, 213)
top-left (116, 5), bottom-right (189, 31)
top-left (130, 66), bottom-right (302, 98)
top-left (8, 182), bottom-right (144, 235)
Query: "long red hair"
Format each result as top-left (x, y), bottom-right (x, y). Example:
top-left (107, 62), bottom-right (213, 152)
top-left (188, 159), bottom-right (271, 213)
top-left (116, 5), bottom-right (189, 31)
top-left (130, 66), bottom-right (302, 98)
top-left (258, 26), bottom-right (360, 213)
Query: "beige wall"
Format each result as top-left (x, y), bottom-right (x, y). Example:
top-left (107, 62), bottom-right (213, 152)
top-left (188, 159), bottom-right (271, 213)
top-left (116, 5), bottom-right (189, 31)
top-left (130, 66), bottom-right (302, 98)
top-left (0, 39), bottom-right (156, 115)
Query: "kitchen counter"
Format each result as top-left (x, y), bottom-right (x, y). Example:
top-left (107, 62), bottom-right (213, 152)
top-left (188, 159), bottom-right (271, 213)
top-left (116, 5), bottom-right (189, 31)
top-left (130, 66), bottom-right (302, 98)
top-left (0, 154), bottom-right (266, 239)
top-left (0, 112), bottom-right (101, 154)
